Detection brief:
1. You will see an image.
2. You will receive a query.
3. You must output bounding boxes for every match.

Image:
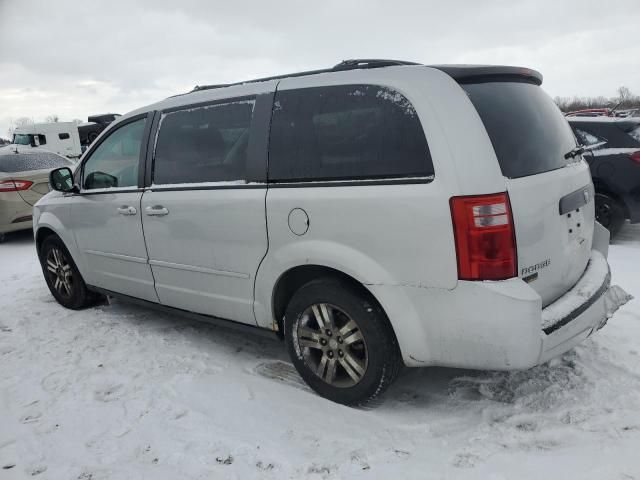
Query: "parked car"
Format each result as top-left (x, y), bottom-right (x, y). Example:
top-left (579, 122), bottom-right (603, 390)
top-left (565, 108), bottom-right (615, 118)
top-left (7, 122), bottom-right (83, 159)
top-left (568, 117), bottom-right (640, 237)
top-left (35, 60), bottom-right (627, 405)
top-left (0, 150), bottom-right (73, 241)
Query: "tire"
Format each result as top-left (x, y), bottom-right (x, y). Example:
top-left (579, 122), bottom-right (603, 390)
top-left (87, 132), bottom-right (98, 143)
top-left (595, 193), bottom-right (625, 238)
top-left (283, 277), bottom-right (402, 406)
top-left (39, 235), bottom-right (98, 310)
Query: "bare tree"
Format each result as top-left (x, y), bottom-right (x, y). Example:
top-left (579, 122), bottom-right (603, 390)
top-left (45, 114), bottom-right (60, 123)
top-left (6, 117), bottom-right (34, 137)
top-left (617, 86), bottom-right (633, 108)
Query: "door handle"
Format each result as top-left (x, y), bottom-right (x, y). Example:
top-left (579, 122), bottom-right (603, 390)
top-left (145, 205), bottom-right (169, 216)
top-left (117, 205), bottom-right (137, 216)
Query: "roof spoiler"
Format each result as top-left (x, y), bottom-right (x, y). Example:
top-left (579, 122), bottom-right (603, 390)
top-left (428, 65), bottom-right (543, 86)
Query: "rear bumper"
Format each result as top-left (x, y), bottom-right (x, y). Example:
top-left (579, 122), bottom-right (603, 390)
top-left (369, 236), bottom-right (630, 369)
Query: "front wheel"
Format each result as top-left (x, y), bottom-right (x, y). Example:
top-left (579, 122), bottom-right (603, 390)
top-left (595, 193), bottom-right (625, 238)
top-left (39, 235), bottom-right (98, 310)
top-left (284, 278), bottom-right (402, 406)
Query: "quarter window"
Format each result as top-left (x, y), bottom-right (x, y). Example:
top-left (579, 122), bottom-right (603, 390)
top-left (59, 132), bottom-right (70, 140)
top-left (268, 84), bottom-right (433, 182)
top-left (153, 99), bottom-right (255, 185)
top-left (573, 128), bottom-right (607, 147)
top-left (82, 118), bottom-right (146, 190)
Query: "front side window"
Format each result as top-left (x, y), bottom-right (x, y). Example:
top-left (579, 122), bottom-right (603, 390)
top-left (153, 99), bottom-right (255, 185)
top-left (268, 84), bottom-right (433, 182)
top-left (83, 118), bottom-right (146, 190)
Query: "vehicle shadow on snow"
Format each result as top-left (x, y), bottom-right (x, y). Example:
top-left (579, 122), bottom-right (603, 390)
top-left (0, 229), bottom-right (34, 245)
top-left (102, 295), bottom-right (604, 418)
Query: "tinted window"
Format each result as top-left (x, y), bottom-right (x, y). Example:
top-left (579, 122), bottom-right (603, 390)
top-left (463, 82), bottom-right (577, 178)
top-left (83, 118), bottom-right (146, 190)
top-left (37, 134), bottom-right (46, 145)
top-left (59, 132), bottom-right (70, 140)
top-left (573, 127), bottom-right (606, 147)
top-left (0, 151), bottom-right (72, 173)
top-left (269, 85), bottom-right (433, 181)
top-left (153, 99), bottom-right (255, 185)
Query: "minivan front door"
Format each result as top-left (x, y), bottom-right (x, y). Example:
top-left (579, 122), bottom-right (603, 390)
top-left (140, 94), bottom-right (272, 324)
top-left (69, 114), bottom-right (158, 302)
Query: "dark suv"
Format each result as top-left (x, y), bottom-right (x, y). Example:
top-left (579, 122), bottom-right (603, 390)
top-left (568, 117), bottom-right (640, 237)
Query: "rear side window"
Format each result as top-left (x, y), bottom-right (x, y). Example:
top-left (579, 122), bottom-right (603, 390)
top-left (59, 132), bottom-right (70, 140)
top-left (268, 84), bottom-right (433, 182)
top-left (0, 151), bottom-right (72, 173)
top-left (463, 82), bottom-right (577, 179)
top-left (153, 99), bottom-right (255, 185)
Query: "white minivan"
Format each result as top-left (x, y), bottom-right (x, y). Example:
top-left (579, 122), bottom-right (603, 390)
top-left (35, 60), bottom-right (628, 405)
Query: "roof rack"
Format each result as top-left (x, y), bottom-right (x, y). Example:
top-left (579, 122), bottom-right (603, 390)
top-left (191, 59), bottom-right (419, 93)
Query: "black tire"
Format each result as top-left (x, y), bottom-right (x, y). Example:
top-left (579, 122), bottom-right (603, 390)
top-left (283, 277), bottom-right (402, 406)
top-left (595, 193), bottom-right (625, 238)
top-left (87, 132), bottom-right (98, 143)
top-left (39, 235), bottom-right (98, 310)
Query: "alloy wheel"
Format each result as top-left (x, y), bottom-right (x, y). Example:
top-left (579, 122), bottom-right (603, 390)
top-left (295, 303), bottom-right (368, 387)
top-left (596, 201), bottom-right (612, 227)
top-left (45, 247), bottom-right (74, 298)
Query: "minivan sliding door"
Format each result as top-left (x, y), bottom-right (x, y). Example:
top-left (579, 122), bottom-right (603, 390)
top-left (141, 90), bottom-right (273, 325)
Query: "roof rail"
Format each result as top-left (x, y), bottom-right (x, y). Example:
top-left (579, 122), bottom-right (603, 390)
top-left (190, 59), bottom-right (419, 93)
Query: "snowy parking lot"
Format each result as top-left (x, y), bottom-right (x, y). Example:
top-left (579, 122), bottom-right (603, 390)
top-left (1, 226), bottom-right (639, 479)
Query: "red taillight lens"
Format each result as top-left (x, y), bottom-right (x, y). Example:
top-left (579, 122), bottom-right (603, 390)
top-left (450, 192), bottom-right (517, 281)
top-left (0, 180), bottom-right (33, 192)
top-left (629, 151), bottom-right (640, 165)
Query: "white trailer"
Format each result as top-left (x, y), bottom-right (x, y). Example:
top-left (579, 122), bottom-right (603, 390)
top-left (10, 122), bottom-right (82, 159)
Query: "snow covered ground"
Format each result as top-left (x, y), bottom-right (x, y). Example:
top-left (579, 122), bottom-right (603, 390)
top-left (1, 226), bottom-right (639, 480)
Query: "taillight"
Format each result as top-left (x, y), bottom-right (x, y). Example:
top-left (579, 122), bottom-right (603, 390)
top-left (629, 151), bottom-right (640, 165)
top-left (0, 180), bottom-right (33, 192)
top-left (450, 192), bottom-right (517, 281)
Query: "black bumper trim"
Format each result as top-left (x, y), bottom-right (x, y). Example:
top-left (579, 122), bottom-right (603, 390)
top-left (542, 269), bottom-right (611, 335)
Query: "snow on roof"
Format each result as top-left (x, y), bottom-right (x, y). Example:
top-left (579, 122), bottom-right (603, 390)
top-left (567, 116), bottom-right (640, 124)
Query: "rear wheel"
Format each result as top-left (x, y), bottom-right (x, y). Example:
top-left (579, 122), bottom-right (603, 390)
top-left (284, 277), bottom-right (401, 406)
top-left (595, 193), bottom-right (625, 238)
top-left (39, 235), bottom-right (98, 309)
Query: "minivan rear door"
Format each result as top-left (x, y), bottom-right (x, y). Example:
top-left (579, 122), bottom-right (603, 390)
top-left (463, 81), bottom-right (595, 307)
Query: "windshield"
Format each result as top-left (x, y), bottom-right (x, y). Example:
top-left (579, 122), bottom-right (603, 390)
top-left (463, 82), bottom-right (578, 178)
top-left (12, 133), bottom-right (33, 146)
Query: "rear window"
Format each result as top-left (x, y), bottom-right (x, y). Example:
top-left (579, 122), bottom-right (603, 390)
top-left (0, 151), bottom-right (72, 173)
top-left (463, 82), bottom-right (577, 179)
top-left (268, 84), bottom-right (433, 182)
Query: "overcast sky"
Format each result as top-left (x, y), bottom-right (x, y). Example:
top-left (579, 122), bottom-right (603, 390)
top-left (0, 0), bottom-right (638, 137)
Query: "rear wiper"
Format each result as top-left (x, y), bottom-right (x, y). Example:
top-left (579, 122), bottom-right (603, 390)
top-left (564, 141), bottom-right (607, 159)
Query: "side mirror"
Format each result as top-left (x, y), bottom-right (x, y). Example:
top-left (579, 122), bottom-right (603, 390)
top-left (49, 167), bottom-right (77, 193)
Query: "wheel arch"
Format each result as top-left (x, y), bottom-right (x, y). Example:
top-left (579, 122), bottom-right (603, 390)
top-left (271, 264), bottom-right (391, 340)
top-left (592, 179), bottom-right (630, 219)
